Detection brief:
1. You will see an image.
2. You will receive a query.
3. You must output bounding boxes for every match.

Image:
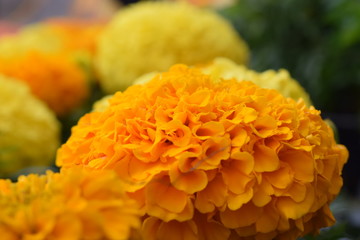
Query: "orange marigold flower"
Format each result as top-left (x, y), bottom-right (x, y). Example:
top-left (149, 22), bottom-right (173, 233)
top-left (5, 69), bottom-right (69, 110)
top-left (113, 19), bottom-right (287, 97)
top-left (45, 18), bottom-right (105, 55)
top-left (0, 168), bottom-right (140, 240)
top-left (57, 65), bottom-right (348, 240)
top-left (0, 20), bottom-right (103, 56)
top-left (0, 51), bottom-right (89, 116)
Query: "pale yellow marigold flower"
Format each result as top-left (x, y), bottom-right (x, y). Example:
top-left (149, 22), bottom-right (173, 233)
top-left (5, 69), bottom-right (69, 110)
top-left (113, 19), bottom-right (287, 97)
top-left (133, 58), bottom-right (311, 106)
top-left (0, 24), bottom-right (62, 56)
top-left (0, 168), bottom-right (141, 240)
top-left (92, 95), bottom-right (113, 112)
top-left (96, 1), bottom-right (249, 93)
top-left (0, 74), bottom-right (60, 177)
top-left (0, 20), bottom-right (103, 56)
top-left (200, 57), bottom-right (312, 106)
top-left (57, 65), bottom-right (348, 240)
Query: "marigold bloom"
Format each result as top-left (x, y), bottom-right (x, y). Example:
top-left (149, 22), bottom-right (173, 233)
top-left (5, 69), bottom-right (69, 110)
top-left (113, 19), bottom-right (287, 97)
top-left (57, 65), bottom-right (348, 240)
top-left (0, 20), bottom-right (103, 83)
top-left (46, 18), bottom-right (104, 55)
top-left (0, 25), bottom-right (61, 57)
top-left (96, 1), bottom-right (249, 93)
top-left (0, 74), bottom-right (60, 177)
top-left (200, 57), bottom-right (312, 106)
top-left (0, 168), bottom-right (140, 240)
top-left (0, 51), bottom-right (89, 116)
top-left (0, 20), bottom-right (103, 56)
top-left (134, 58), bottom-right (312, 107)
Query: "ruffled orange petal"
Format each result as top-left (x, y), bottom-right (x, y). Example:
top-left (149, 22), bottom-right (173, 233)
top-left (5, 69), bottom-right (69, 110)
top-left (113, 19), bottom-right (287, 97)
top-left (169, 165), bottom-right (208, 194)
top-left (145, 176), bottom-right (193, 221)
top-left (220, 202), bottom-right (262, 229)
top-left (195, 174), bottom-right (227, 213)
top-left (280, 150), bottom-right (314, 182)
top-left (142, 217), bottom-right (198, 240)
top-left (276, 184), bottom-right (315, 219)
top-left (253, 144), bottom-right (280, 172)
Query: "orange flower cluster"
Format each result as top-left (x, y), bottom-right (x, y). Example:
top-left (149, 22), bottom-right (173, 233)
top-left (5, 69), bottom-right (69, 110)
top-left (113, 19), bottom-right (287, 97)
top-left (0, 168), bottom-right (140, 240)
top-left (57, 65), bottom-right (348, 239)
top-left (46, 18), bottom-right (104, 55)
top-left (0, 51), bottom-right (89, 116)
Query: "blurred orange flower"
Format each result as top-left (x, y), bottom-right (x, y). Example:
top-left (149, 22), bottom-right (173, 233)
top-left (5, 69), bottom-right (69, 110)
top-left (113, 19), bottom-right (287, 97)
top-left (45, 18), bottom-right (105, 55)
top-left (176, 0), bottom-right (235, 8)
top-left (0, 168), bottom-right (140, 240)
top-left (0, 51), bottom-right (89, 116)
top-left (57, 64), bottom-right (348, 240)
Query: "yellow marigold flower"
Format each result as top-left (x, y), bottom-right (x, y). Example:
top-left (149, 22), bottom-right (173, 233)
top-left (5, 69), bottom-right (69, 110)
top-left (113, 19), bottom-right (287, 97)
top-left (0, 20), bottom-right (103, 56)
top-left (92, 95), bottom-right (113, 112)
top-left (200, 57), bottom-right (312, 106)
top-left (0, 51), bottom-right (89, 116)
top-left (0, 168), bottom-right (140, 240)
top-left (0, 25), bottom-right (62, 57)
top-left (96, 1), bottom-right (249, 93)
top-left (0, 74), bottom-right (60, 177)
top-left (57, 65), bottom-right (348, 240)
top-left (133, 58), bottom-right (311, 107)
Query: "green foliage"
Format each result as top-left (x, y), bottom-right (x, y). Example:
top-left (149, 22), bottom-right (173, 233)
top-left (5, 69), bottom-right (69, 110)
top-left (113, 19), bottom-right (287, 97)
top-left (302, 223), bottom-right (347, 240)
top-left (219, 2), bottom-right (360, 238)
top-left (219, 0), bottom-right (360, 112)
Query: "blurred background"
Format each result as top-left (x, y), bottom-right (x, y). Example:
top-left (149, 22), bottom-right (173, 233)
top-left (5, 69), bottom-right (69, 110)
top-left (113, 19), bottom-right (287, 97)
top-left (1, 0), bottom-right (359, 239)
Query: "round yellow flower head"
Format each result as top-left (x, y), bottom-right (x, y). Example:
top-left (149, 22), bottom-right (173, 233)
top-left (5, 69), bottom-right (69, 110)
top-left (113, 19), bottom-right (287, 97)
top-left (200, 57), bottom-right (312, 106)
top-left (96, 1), bottom-right (249, 93)
top-left (0, 20), bottom-right (103, 56)
top-left (57, 65), bottom-right (348, 240)
top-left (0, 51), bottom-right (89, 116)
top-left (0, 25), bottom-right (62, 56)
top-left (0, 74), bottom-right (60, 177)
top-left (92, 95), bottom-right (113, 112)
top-left (0, 168), bottom-right (140, 240)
